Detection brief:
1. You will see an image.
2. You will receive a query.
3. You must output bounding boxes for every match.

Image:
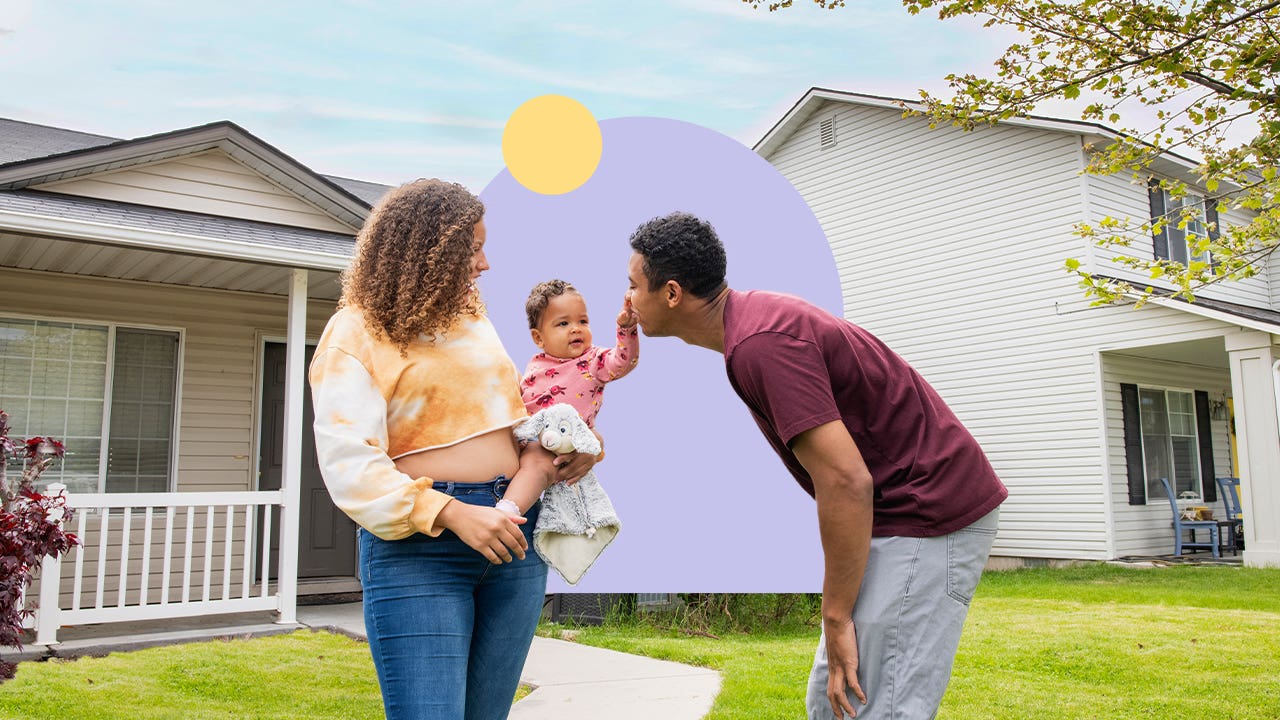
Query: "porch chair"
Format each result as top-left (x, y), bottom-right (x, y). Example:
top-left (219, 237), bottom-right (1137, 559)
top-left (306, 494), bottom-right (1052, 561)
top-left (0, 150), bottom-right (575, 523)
top-left (1158, 477), bottom-right (1221, 558)
top-left (1216, 477), bottom-right (1245, 552)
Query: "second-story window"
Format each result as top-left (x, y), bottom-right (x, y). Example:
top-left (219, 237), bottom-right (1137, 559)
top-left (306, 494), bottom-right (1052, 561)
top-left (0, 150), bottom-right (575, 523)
top-left (1148, 180), bottom-right (1219, 265)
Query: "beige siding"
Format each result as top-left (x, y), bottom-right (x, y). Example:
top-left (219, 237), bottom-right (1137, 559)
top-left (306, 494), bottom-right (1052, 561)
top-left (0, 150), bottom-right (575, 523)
top-left (0, 266), bottom-right (337, 494)
top-left (1101, 353), bottom-right (1234, 558)
top-left (35, 150), bottom-right (357, 234)
top-left (765, 100), bottom-right (1250, 561)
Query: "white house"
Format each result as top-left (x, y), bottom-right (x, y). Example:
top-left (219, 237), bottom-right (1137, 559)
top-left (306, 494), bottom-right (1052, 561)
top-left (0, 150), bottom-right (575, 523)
top-left (0, 118), bottom-right (388, 645)
top-left (756, 88), bottom-right (1279, 569)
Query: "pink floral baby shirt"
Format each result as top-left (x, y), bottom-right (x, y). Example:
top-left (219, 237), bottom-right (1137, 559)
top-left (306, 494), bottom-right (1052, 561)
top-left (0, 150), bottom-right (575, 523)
top-left (521, 325), bottom-right (639, 427)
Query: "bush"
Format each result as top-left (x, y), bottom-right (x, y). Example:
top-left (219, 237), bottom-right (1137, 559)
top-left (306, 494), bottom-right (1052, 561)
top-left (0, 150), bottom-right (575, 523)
top-left (627, 594), bottom-right (821, 636)
top-left (0, 410), bottom-right (78, 680)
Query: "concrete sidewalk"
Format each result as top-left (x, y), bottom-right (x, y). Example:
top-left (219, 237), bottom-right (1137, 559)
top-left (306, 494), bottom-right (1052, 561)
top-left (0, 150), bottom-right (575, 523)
top-left (297, 603), bottom-right (721, 720)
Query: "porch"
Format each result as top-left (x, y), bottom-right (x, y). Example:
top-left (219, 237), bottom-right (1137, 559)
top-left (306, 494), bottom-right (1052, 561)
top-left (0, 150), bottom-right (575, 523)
top-left (1097, 304), bottom-right (1280, 568)
top-left (1, 192), bottom-right (358, 646)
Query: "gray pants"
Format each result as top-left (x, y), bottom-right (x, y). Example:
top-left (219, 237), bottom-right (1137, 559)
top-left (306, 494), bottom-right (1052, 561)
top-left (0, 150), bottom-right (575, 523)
top-left (806, 508), bottom-right (999, 720)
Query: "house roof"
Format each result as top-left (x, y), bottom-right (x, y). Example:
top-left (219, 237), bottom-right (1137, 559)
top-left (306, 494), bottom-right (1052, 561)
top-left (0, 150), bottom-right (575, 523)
top-left (755, 87), bottom-right (1202, 178)
top-left (0, 117), bottom-right (392, 206)
top-left (1146, 292), bottom-right (1280, 336)
top-left (0, 118), bottom-right (119, 164)
top-left (0, 119), bottom-right (378, 230)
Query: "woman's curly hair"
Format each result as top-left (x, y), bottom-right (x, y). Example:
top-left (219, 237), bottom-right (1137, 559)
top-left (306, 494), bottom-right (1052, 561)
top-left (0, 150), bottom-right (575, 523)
top-left (341, 179), bottom-right (485, 349)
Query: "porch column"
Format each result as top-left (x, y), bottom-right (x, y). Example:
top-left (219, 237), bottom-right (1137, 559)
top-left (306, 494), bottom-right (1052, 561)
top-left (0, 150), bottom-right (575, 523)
top-left (1225, 330), bottom-right (1280, 568)
top-left (277, 268), bottom-right (308, 623)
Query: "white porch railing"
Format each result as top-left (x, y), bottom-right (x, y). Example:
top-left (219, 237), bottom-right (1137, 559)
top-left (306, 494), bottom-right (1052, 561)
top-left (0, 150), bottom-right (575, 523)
top-left (30, 489), bottom-right (288, 647)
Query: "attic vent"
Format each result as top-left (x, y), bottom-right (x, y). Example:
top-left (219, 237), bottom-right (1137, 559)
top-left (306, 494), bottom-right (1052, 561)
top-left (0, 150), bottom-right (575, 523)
top-left (819, 116), bottom-right (837, 148)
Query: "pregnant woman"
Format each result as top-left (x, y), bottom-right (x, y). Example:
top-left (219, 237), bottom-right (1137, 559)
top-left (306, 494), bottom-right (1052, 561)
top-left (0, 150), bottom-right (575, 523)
top-left (309, 178), bottom-right (594, 719)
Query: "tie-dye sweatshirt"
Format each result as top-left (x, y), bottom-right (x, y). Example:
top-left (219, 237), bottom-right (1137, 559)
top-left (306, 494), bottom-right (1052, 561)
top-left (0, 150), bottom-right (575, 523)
top-left (308, 306), bottom-right (529, 540)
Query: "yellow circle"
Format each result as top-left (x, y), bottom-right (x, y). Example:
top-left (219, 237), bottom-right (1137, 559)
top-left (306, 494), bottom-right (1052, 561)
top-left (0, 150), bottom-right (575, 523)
top-left (502, 95), bottom-right (603, 195)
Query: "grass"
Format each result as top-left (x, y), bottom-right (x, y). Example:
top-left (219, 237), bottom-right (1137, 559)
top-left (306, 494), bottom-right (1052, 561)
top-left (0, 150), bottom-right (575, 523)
top-left (0, 630), bottom-right (385, 720)
top-left (2, 565), bottom-right (1276, 718)
top-left (552, 565), bottom-right (1280, 720)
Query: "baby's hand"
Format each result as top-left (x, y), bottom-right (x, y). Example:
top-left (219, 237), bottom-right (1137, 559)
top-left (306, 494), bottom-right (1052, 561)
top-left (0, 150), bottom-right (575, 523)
top-left (617, 295), bottom-right (639, 328)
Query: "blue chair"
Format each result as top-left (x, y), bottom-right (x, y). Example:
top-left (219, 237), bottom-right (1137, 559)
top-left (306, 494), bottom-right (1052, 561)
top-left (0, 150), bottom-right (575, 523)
top-left (1159, 478), bottom-right (1220, 558)
top-left (1216, 477), bottom-right (1244, 552)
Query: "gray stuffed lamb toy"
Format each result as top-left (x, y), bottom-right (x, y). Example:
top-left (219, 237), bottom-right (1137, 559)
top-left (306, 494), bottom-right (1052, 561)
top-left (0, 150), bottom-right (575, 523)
top-left (513, 404), bottom-right (621, 585)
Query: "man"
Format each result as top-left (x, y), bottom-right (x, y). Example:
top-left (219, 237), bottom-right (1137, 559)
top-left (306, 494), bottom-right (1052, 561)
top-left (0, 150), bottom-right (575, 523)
top-left (625, 212), bottom-right (1007, 720)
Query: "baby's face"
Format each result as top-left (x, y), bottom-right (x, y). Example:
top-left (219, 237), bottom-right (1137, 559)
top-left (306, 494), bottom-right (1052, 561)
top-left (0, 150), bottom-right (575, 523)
top-left (532, 292), bottom-right (593, 359)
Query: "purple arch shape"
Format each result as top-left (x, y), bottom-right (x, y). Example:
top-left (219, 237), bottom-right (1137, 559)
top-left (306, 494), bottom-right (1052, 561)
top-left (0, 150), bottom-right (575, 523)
top-left (479, 116), bottom-right (841, 591)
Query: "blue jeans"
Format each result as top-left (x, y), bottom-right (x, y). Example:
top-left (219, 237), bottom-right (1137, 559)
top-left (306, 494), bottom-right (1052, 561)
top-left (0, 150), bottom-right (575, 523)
top-left (358, 478), bottom-right (547, 720)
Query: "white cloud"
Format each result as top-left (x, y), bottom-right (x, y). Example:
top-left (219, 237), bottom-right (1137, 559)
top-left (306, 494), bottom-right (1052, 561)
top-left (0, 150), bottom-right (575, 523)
top-left (438, 40), bottom-right (709, 100)
top-left (177, 95), bottom-right (504, 129)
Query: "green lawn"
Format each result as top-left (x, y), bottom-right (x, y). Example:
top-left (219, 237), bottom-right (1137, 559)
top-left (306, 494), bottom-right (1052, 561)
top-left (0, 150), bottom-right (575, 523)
top-left (558, 565), bottom-right (1280, 720)
top-left (1, 565), bottom-right (1276, 719)
top-left (0, 631), bottom-right (385, 720)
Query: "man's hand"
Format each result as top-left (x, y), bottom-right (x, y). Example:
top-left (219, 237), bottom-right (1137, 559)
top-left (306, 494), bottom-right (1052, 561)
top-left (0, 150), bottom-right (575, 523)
top-left (790, 420), bottom-right (874, 719)
top-left (824, 615), bottom-right (866, 718)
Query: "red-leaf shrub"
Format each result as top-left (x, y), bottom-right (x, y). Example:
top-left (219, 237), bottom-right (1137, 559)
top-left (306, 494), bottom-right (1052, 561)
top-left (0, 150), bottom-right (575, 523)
top-left (0, 411), bottom-right (78, 680)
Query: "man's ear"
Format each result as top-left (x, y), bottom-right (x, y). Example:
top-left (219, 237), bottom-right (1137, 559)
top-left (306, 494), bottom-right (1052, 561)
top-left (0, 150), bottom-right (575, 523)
top-left (665, 280), bottom-right (683, 308)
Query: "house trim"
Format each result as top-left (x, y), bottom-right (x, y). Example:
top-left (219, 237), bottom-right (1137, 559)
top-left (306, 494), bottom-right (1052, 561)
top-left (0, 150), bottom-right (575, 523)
top-left (756, 88), bottom-right (1206, 182)
top-left (0, 206), bottom-right (350, 271)
top-left (1136, 294), bottom-right (1280, 337)
top-left (0, 121), bottom-right (369, 230)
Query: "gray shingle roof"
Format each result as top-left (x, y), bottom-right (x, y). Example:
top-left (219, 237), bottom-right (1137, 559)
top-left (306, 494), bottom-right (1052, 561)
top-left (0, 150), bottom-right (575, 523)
top-left (0, 116), bottom-right (392, 204)
top-left (0, 189), bottom-right (355, 257)
top-left (0, 118), bottom-right (120, 165)
top-left (322, 174), bottom-right (390, 205)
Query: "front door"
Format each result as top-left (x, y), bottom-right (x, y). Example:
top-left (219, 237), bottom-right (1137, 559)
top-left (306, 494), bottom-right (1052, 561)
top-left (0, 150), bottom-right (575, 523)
top-left (258, 342), bottom-right (357, 579)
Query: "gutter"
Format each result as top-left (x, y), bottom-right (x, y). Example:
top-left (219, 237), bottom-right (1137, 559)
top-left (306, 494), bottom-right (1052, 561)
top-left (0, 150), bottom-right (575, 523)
top-left (0, 208), bottom-right (351, 271)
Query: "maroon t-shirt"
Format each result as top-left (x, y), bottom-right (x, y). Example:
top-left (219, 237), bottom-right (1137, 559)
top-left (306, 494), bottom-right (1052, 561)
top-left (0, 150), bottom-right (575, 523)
top-left (723, 289), bottom-right (1006, 537)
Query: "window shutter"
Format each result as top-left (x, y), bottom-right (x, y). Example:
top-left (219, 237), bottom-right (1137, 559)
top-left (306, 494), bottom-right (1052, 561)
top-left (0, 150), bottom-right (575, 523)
top-left (1194, 390), bottom-right (1217, 502)
top-left (1206, 199), bottom-right (1221, 270)
top-left (1148, 179), bottom-right (1169, 260)
top-left (1121, 383), bottom-right (1146, 505)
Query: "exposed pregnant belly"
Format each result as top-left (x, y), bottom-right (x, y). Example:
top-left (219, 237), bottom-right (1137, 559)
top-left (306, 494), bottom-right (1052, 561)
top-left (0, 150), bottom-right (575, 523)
top-left (393, 427), bottom-right (520, 484)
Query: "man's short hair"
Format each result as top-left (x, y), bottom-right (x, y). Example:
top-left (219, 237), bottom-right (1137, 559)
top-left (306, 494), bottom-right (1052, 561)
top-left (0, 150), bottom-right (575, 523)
top-left (628, 212), bottom-right (727, 299)
top-left (525, 279), bottom-right (578, 329)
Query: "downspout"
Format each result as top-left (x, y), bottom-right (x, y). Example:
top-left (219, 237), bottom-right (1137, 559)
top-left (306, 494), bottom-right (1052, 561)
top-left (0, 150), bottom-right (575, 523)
top-left (1273, 359), bottom-right (1280, 436)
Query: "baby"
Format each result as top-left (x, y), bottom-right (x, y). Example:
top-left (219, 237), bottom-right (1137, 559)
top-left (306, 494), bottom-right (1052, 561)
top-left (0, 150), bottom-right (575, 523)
top-left (495, 279), bottom-right (639, 516)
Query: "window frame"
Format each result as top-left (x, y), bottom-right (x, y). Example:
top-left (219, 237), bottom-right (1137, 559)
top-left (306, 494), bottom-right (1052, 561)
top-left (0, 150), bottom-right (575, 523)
top-left (1135, 384), bottom-right (1203, 503)
top-left (1149, 181), bottom-right (1216, 266)
top-left (0, 311), bottom-right (185, 494)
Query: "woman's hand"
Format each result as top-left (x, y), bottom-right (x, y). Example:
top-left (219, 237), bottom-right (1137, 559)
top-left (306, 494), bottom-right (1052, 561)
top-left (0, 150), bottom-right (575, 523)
top-left (434, 500), bottom-right (528, 564)
top-left (554, 451), bottom-right (597, 484)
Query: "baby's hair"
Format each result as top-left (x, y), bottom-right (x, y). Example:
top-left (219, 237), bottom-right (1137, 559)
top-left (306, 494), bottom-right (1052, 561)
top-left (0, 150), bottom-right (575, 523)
top-left (525, 279), bottom-right (580, 329)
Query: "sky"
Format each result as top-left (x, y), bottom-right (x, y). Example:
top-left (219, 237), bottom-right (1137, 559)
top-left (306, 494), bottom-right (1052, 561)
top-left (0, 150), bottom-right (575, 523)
top-left (0, 0), bottom-right (1021, 190)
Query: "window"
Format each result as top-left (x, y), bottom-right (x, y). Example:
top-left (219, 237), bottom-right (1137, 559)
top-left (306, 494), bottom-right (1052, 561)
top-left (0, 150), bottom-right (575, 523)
top-left (0, 318), bottom-right (180, 494)
top-left (1138, 387), bottom-right (1201, 501)
top-left (1148, 181), bottom-right (1219, 265)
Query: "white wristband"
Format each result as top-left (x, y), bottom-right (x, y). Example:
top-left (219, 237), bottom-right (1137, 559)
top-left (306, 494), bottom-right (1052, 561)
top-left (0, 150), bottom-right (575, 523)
top-left (495, 498), bottom-right (521, 515)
